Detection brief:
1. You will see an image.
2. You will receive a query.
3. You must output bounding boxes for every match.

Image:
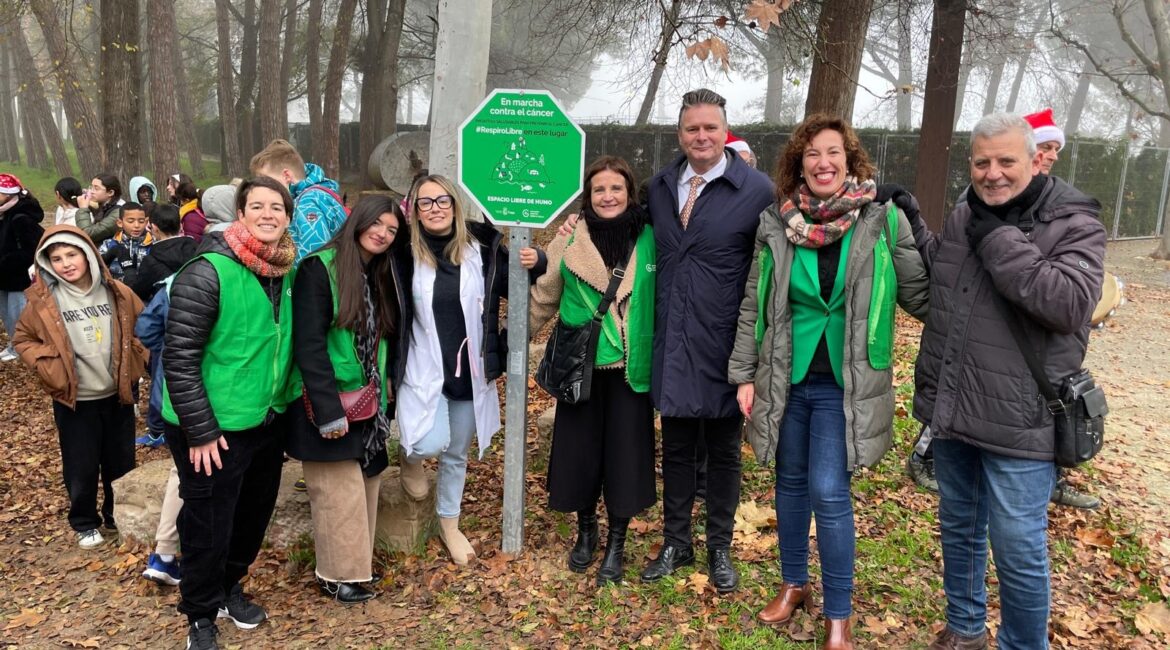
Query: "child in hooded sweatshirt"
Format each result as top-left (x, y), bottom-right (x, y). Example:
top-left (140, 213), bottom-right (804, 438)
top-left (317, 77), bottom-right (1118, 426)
top-left (98, 202), bottom-right (154, 288)
top-left (14, 225), bottom-right (148, 549)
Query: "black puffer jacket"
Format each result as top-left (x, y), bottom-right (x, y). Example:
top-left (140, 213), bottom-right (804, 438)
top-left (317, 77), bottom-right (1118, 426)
top-left (0, 193), bottom-right (44, 292)
top-left (163, 232), bottom-right (286, 445)
top-left (131, 235), bottom-right (197, 300)
top-left (912, 176), bottom-right (1106, 460)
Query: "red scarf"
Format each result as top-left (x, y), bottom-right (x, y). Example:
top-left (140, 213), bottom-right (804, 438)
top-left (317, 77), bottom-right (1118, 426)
top-left (779, 177), bottom-right (877, 248)
top-left (224, 221), bottom-right (295, 277)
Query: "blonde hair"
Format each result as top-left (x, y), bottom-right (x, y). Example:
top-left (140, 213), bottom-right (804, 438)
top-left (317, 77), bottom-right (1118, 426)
top-left (249, 139), bottom-right (306, 178)
top-left (407, 174), bottom-right (473, 267)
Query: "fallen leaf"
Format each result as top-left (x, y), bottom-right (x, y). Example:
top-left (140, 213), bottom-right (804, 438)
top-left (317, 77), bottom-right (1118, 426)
top-left (4, 608), bottom-right (46, 631)
top-left (1135, 602), bottom-right (1170, 636)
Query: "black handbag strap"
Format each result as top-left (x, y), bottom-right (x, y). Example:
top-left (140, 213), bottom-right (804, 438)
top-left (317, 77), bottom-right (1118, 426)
top-left (992, 297), bottom-right (1065, 413)
top-left (592, 237), bottom-right (636, 321)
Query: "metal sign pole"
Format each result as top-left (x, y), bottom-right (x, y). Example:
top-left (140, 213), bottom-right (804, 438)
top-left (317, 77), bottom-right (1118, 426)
top-left (502, 227), bottom-right (531, 553)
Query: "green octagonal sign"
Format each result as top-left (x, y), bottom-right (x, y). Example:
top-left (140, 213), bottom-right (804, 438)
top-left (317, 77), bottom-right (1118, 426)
top-left (458, 89), bottom-right (585, 228)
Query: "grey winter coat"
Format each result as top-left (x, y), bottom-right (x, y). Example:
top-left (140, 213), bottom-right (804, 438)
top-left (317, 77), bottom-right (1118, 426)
top-left (911, 176), bottom-right (1106, 460)
top-left (728, 201), bottom-right (929, 469)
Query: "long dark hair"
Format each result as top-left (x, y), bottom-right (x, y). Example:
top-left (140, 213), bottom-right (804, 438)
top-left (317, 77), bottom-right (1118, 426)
top-left (326, 194), bottom-right (403, 340)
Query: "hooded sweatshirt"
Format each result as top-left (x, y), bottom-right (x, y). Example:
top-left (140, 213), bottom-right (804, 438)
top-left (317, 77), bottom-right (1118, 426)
top-left (200, 184), bottom-right (237, 233)
top-left (35, 231), bottom-right (118, 399)
top-left (128, 176), bottom-right (159, 206)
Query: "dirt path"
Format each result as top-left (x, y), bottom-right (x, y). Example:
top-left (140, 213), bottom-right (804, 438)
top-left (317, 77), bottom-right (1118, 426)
top-left (1082, 240), bottom-right (1170, 556)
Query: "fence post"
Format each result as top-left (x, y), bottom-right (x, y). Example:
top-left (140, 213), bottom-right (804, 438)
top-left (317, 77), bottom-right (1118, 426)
top-left (1157, 147), bottom-right (1170, 239)
top-left (1111, 145), bottom-right (1131, 241)
top-left (1066, 139), bottom-right (1078, 187)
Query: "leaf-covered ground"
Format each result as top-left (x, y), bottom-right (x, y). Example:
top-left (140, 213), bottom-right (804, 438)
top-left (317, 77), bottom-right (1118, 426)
top-left (2, 240), bottom-right (1169, 649)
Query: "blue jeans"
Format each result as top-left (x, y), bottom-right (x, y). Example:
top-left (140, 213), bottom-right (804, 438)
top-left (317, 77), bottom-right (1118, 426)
top-left (934, 438), bottom-right (1056, 649)
top-left (775, 373), bottom-right (854, 619)
top-left (404, 397), bottom-right (475, 518)
top-left (1, 290), bottom-right (27, 355)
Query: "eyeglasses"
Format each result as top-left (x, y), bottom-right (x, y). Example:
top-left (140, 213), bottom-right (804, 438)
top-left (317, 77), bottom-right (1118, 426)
top-left (415, 194), bottom-right (453, 211)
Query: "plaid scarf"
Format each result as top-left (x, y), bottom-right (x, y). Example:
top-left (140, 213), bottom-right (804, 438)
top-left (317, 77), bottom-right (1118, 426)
top-left (224, 221), bottom-right (295, 277)
top-left (779, 177), bottom-right (877, 248)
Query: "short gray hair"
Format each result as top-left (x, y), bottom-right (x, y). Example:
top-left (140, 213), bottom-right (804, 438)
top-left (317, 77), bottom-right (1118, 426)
top-left (677, 88), bottom-right (728, 128)
top-left (971, 113), bottom-right (1037, 157)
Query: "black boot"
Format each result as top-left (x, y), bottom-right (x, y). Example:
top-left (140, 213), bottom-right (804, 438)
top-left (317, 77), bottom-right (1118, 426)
top-left (568, 509), bottom-right (599, 572)
top-left (597, 516), bottom-right (629, 586)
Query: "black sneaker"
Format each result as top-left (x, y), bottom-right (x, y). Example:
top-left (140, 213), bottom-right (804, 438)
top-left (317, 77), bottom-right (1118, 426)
top-left (187, 618), bottom-right (219, 650)
top-left (906, 451), bottom-right (939, 493)
top-left (1051, 480), bottom-right (1101, 509)
top-left (217, 584), bottom-right (267, 630)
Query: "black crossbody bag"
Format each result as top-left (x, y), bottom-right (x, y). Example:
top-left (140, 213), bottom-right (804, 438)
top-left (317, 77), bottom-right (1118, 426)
top-left (997, 300), bottom-right (1108, 468)
top-left (535, 239), bottom-right (633, 405)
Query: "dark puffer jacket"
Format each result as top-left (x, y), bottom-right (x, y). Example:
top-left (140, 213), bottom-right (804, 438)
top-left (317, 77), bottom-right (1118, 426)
top-left (912, 176), bottom-right (1106, 460)
top-left (163, 232), bottom-right (287, 445)
top-left (0, 193), bottom-right (45, 292)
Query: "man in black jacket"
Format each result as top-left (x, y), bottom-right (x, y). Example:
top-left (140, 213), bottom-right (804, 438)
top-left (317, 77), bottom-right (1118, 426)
top-left (132, 203), bottom-right (197, 301)
top-left (909, 113), bottom-right (1106, 650)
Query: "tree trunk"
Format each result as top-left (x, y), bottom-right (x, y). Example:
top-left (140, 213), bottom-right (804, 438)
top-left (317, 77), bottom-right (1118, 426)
top-left (20, 95), bottom-right (48, 171)
top-left (322, 0), bottom-right (359, 180)
top-left (914, 0), bottom-right (967, 232)
top-left (30, 0), bottom-right (105, 176)
top-left (982, 60), bottom-right (1005, 115)
top-left (305, 0), bottom-right (324, 161)
top-left (11, 29), bottom-right (71, 176)
top-left (427, 0), bottom-right (492, 180)
top-left (100, 0), bottom-right (144, 181)
top-left (163, 11), bottom-right (204, 177)
top-left (763, 54), bottom-right (786, 125)
top-left (804, 0), bottom-right (874, 121)
top-left (278, 0), bottom-right (298, 133)
top-left (235, 0), bottom-right (260, 161)
top-left (148, 0), bottom-right (180, 185)
top-left (1004, 50), bottom-right (1032, 113)
top-left (0, 30), bottom-right (21, 165)
top-left (257, 0), bottom-right (285, 144)
top-left (358, 0), bottom-right (408, 186)
top-left (1065, 58), bottom-right (1092, 136)
top-left (214, 0), bottom-right (244, 177)
top-left (635, 0), bottom-right (683, 126)
top-left (952, 40), bottom-right (973, 127)
top-left (896, 0), bottom-right (913, 130)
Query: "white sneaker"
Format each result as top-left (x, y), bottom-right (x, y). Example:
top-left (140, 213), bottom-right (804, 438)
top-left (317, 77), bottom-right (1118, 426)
top-left (77, 529), bottom-right (105, 549)
top-left (0, 350), bottom-right (17, 362)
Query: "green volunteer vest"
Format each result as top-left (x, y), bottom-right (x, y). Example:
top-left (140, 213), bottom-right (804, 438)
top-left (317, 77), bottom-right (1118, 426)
top-left (789, 227), bottom-right (855, 386)
top-left (556, 225), bottom-right (656, 393)
top-left (162, 252), bottom-right (295, 430)
top-left (287, 248), bottom-right (390, 410)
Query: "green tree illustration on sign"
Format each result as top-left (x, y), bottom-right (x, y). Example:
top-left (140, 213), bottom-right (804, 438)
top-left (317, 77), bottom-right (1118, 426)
top-left (492, 136), bottom-right (551, 192)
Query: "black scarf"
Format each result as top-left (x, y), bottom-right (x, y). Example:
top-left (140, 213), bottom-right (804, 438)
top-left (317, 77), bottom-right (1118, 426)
top-left (582, 204), bottom-right (646, 269)
top-left (967, 173), bottom-right (1048, 227)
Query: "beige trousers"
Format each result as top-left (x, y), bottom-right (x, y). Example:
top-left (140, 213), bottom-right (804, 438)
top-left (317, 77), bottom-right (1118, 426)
top-left (302, 460), bottom-right (381, 582)
top-left (154, 464), bottom-right (182, 556)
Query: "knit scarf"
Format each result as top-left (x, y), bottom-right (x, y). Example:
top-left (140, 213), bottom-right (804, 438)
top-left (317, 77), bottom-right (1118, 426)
top-left (224, 221), bottom-right (295, 277)
top-left (582, 204), bottom-right (646, 269)
top-left (780, 177), bottom-right (877, 248)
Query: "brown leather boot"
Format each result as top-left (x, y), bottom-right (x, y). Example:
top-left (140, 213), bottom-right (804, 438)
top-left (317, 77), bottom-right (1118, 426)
top-left (757, 582), bottom-right (811, 624)
top-left (927, 627), bottom-right (989, 650)
top-left (824, 617), bottom-right (854, 650)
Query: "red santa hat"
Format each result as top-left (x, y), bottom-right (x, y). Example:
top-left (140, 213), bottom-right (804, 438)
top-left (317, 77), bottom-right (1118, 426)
top-left (0, 173), bottom-right (23, 195)
top-left (1023, 108), bottom-right (1065, 151)
top-left (725, 131), bottom-right (753, 156)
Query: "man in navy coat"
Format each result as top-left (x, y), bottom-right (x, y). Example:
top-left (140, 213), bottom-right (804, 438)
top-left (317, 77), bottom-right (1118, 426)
top-left (638, 89), bottom-right (775, 593)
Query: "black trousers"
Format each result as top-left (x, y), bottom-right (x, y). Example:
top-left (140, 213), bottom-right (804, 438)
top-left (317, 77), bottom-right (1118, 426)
top-left (53, 396), bottom-right (136, 532)
top-left (546, 369), bottom-right (656, 519)
top-left (661, 415), bottom-right (742, 549)
top-left (166, 415), bottom-right (285, 623)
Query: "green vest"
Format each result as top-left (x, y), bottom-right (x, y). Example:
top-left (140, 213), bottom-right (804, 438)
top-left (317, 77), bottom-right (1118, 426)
top-left (556, 226), bottom-right (656, 393)
top-left (789, 227), bottom-right (855, 386)
top-left (162, 252), bottom-right (295, 430)
top-left (287, 248), bottom-right (391, 410)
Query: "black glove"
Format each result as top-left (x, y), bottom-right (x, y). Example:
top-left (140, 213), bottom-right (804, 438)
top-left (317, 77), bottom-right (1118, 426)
top-left (877, 184), bottom-right (923, 227)
top-left (965, 209), bottom-right (1006, 250)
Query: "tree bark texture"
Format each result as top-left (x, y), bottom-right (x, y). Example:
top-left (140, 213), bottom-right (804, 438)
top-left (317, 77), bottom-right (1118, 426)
top-left (100, 0), bottom-right (144, 182)
top-left (358, 0), bottom-right (407, 186)
top-left (0, 28), bottom-right (24, 165)
top-left (305, 0), bottom-right (324, 162)
top-left (235, 0), bottom-right (260, 160)
top-left (896, 0), bottom-right (913, 130)
top-left (20, 95), bottom-right (48, 171)
top-left (147, 0), bottom-right (180, 186)
top-left (214, 0), bottom-right (244, 176)
top-left (804, 0), bottom-right (874, 121)
top-left (278, 0), bottom-right (298, 133)
top-left (10, 27), bottom-right (71, 176)
top-left (635, 0), bottom-right (682, 126)
top-left (29, 0), bottom-right (106, 176)
top-left (427, 0), bottom-right (492, 180)
top-left (952, 40), bottom-right (972, 128)
top-left (322, 0), bottom-right (359, 180)
top-left (914, 0), bottom-right (966, 232)
top-left (257, 0), bottom-right (286, 144)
